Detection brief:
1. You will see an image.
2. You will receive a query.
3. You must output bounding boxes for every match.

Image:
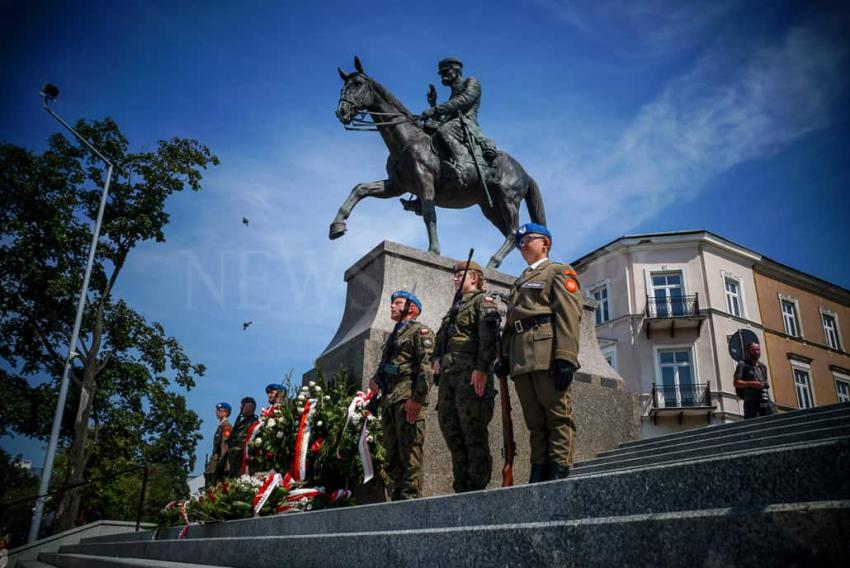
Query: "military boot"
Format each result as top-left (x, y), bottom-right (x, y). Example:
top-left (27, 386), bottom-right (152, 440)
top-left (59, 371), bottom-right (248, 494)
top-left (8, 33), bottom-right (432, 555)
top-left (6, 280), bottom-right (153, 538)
top-left (528, 464), bottom-right (546, 484)
top-left (544, 462), bottom-right (570, 481)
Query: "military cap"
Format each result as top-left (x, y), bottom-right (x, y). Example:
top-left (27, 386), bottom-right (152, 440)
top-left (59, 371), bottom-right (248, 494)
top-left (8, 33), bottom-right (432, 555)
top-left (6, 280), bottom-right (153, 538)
top-left (265, 383), bottom-right (283, 393)
top-left (216, 402), bottom-right (232, 412)
top-left (438, 57), bottom-right (463, 72)
top-left (515, 222), bottom-right (552, 246)
top-left (241, 396), bottom-right (256, 406)
top-left (391, 290), bottom-right (422, 312)
top-left (453, 259), bottom-right (483, 273)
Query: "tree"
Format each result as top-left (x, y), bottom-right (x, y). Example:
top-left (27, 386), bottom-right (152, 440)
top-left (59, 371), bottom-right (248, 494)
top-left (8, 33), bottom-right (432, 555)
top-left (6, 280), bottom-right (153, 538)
top-left (0, 118), bottom-right (218, 531)
top-left (0, 449), bottom-right (40, 547)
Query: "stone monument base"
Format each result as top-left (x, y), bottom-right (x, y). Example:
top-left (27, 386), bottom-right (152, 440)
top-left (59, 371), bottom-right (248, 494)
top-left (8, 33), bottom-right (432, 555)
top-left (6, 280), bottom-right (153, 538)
top-left (306, 241), bottom-right (639, 497)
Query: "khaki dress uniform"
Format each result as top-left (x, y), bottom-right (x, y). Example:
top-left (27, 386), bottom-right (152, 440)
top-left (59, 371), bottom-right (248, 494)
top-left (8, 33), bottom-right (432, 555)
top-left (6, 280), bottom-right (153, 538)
top-left (375, 320), bottom-right (435, 500)
top-left (434, 289), bottom-right (500, 492)
top-left (503, 259), bottom-right (582, 473)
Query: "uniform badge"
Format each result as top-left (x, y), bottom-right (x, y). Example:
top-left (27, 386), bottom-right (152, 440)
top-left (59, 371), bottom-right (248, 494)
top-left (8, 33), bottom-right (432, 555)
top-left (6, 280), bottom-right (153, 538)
top-left (484, 296), bottom-right (495, 303)
top-left (420, 327), bottom-right (431, 334)
top-left (423, 338), bottom-right (433, 347)
top-left (223, 427), bottom-right (231, 439)
top-left (522, 281), bottom-right (544, 289)
top-left (564, 277), bottom-right (579, 293)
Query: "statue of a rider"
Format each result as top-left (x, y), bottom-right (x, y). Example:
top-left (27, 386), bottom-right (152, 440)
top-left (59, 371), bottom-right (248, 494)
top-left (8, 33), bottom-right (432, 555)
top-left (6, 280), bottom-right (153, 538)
top-left (421, 58), bottom-right (498, 177)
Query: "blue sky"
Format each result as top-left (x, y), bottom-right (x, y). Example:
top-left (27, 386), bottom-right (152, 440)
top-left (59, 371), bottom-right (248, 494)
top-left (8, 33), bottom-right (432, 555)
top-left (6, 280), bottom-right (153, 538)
top-left (2, 0), bottom-right (848, 474)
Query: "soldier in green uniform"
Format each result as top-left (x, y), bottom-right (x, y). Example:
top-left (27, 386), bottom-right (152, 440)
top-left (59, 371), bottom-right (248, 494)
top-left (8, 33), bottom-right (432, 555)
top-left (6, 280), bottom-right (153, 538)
top-left (501, 223), bottom-right (582, 482)
top-left (227, 397), bottom-right (258, 477)
top-left (204, 402), bottom-right (232, 488)
top-left (369, 290), bottom-right (435, 500)
top-left (432, 260), bottom-right (500, 492)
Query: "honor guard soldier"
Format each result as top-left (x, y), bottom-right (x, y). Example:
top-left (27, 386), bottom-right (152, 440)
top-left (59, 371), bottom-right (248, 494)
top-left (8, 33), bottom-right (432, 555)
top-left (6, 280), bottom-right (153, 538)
top-left (227, 397), bottom-right (258, 477)
top-left (204, 402), bottom-right (232, 488)
top-left (432, 259), bottom-right (500, 492)
top-left (501, 223), bottom-right (582, 482)
top-left (264, 383), bottom-right (284, 408)
top-left (369, 290), bottom-right (435, 500)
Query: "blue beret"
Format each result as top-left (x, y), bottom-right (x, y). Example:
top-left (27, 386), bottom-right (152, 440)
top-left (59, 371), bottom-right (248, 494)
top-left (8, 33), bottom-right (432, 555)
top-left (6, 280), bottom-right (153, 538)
top-left (265, 383), bottom-right (284, 393)
top-left (515, 223), bottom-right (552, 246)
top-left (216, 402), bottom-right (231, 412)
top-left (391, 290), bottom-right (422, 312)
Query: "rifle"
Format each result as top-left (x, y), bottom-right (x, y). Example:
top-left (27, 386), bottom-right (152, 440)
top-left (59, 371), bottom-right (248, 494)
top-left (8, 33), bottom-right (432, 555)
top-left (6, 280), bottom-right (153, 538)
top-left (494, 295), bottom-right (516, 487)
top-left (434, 248), bottom-right (475, 386)
top-left (368, 284), bottom-right (417, 414)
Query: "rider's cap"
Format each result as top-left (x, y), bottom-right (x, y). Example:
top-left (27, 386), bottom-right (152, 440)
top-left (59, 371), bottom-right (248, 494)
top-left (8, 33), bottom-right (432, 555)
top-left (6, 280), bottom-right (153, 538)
top-left (216, 402), bottom-right (232, 413)
top-left (265, 383), bottom-right (284, 394)
top-left (515, 223), bottom-right (552, 246)
top-left (391, 290), bottom-right (422, 312)
top-left (438, 57), bottom-right (463, 73)
top-left (453, 259), bottom-right (483, 274)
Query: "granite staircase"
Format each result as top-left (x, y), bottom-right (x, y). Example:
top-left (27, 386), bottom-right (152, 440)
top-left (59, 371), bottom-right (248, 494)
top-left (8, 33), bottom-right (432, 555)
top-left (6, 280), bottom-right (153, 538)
top-left (23, 403), bottom-right (850, 567)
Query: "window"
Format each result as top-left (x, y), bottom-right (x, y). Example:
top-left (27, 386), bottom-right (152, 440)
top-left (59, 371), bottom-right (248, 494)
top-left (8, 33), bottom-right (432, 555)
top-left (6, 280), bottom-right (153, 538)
top-left (822, 313), bottom-right (841, 350)
top-left (656, 348), bottom-right (696, 407)
top-left (591, 284), bottom-right (610, 325)
top-left (793, 368), bottom-right (814, 409)
top-left (724, 278), bottom-right (742, 317)
top-left (836, 379), bottom-right (850, 403)
top-left (651, 272), bottom-right (685, 317)
top-left (601, 345), bottom-right (617, 371)
top-left (781, 299), bottom-right (800, 337)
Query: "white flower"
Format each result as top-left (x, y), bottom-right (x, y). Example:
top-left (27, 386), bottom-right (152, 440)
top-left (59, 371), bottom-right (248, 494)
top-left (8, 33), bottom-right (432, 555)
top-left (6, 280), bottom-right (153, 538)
top-left (297, 406), bottom-right (304, 413)
top-left (313, 385), bottom-right (322, 393)
top-left (367, 415), bottom-right (376, 423)
top-left (297, 394), bottom-right (306, 401)
top-left (306, 504), bottom-right (312, 511)
top-left (254, 437), bottom-right (262, 446)
top-left (316, 421), bottom-right (323, 427)
top-left (300, 386), bottom-right (309, 392)
top-left (367, 435), bottom-right (374, 443)
top-left (266, 419), bottom-right (276, 428)
top-left (276, 431), bottom-right (284, 439)
top-left (308, 381), bottom-right (316, 387)
top-left (324, 395), bottom-right (331, 401)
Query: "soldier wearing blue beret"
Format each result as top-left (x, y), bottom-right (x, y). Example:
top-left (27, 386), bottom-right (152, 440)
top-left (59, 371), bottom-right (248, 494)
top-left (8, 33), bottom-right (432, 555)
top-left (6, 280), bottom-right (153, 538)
top-left (502, 223), bottom-right (582, 482)
top-left (204, 402), bottom-right (232, 488)
top-left (265, 383), bottom-right (284, 406)
top-left (369, 290), bottom-right (435, 500)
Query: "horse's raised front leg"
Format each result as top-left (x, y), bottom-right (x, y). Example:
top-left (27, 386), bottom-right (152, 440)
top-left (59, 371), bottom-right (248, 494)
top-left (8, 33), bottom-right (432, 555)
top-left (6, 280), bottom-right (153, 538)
top-left (329, 179), bottom-right (397, 240)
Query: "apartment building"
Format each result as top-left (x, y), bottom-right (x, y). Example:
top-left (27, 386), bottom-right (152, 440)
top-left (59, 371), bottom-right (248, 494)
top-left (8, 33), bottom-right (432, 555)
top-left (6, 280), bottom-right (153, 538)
top-left (753, 259), bottom-right (850, 410)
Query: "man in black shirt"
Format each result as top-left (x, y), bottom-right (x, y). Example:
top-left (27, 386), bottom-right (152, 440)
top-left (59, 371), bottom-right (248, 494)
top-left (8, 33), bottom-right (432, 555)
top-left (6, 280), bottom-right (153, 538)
top-left (734, 342), bottom-right (775, 419)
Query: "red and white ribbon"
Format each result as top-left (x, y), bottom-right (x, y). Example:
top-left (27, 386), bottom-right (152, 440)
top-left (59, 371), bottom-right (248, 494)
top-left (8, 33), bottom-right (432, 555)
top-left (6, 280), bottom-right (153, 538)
top-left (338, 391), bottom-right (375, 483)
top-left (252, 471), bottom-right (283, 516)
top-left (241, 421), bottom-right (262, 475)
top-left (292, 398), bottom-right (317, 481)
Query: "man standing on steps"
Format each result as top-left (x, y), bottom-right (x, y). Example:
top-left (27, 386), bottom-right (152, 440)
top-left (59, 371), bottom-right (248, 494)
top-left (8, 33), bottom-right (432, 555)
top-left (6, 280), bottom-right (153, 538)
top-left (734, 342), bottom-right (776, 419)
top-left (204, 402), bottom-right (232, 488)
top-left (432, 260), bottom-right (501, 492)
top-left (369, 290), bottom-right (435, 500)
top-left (501, 223), bottom-right (582, 482)
top-left (227, 397), bottom-right (259, 476)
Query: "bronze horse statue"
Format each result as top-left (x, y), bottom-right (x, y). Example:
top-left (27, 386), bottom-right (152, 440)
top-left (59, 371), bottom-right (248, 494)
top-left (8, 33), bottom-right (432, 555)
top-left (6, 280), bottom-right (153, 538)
top-left (331, 57), bottom-right (546, 269)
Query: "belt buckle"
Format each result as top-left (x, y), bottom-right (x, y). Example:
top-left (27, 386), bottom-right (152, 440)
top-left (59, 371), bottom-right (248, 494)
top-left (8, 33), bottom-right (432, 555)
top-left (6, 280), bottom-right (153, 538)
top-left (514, 320), bottom-right (523, 333)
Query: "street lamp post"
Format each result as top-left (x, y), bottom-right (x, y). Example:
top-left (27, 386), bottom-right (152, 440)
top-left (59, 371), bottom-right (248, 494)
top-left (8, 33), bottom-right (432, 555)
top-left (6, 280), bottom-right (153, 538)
top-left (28, 84), bottom-right (114, 543)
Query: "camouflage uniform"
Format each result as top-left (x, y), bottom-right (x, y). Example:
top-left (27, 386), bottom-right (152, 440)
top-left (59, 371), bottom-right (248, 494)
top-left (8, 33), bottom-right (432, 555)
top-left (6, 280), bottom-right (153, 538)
top-left (503, 258), bottom-right (582, 476)
top-left (375, 320), bottom-right (435, 500)
top-left (434, 289), bottom-right (500, 492)
top-left (204, 416), bottom-right (231, 488)
top-left (227, 412), bottom-right (258, 477)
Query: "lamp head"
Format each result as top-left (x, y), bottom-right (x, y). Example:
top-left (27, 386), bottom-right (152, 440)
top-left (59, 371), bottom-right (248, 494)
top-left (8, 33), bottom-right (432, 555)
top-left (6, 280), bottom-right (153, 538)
top-left (40, 83), bottom-right (59, 103)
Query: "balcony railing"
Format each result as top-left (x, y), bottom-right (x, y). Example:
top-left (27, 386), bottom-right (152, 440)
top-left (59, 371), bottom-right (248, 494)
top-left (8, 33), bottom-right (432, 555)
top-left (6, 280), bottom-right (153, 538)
top-left (645, 293), bottom-right (700, 319)
top-left (651, 382), bottom-right (712, 409)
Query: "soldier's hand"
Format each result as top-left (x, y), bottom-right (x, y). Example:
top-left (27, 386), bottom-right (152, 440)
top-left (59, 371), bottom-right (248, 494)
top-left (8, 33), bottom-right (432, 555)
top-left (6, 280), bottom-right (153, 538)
top-left (369, 379), bottom-right (379, 395)
top-left (470, 369), bottom-right (487, 397)
top-left (432, 360), bottom-right (441, 375)
top-left (404, 399), bottom-right (422, 424)
top-left (551, 359), bottom-right (576, 391)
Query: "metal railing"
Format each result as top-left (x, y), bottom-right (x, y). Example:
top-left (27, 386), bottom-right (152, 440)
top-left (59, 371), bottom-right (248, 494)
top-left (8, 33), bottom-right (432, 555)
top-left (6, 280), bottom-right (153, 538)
top-left (645, 293), bottom-right (700, 318)
top-left (651, 382), bottom-right (712, 409)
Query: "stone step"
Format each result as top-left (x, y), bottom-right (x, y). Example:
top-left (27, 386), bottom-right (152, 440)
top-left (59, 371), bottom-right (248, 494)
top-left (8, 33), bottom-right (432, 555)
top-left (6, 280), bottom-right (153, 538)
top-left (17, 561), bottom-right (58, 568)
top-left (610, 403), bottom-right (850, 453)
top-left (80, 438), bottom-right (849, 544)
top-left (37, 554), bottom-right (223, 568)
top-left (580, 418), bottom-right (850, 467)
top-left (57, 500), bottom-right (850, 568)
top-left (573, 427), bottom-right (850, 475)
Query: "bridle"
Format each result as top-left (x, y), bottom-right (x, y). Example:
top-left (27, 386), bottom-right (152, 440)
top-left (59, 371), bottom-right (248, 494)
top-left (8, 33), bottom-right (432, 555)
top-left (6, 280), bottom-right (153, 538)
top-left (339, 75), bottom-right (421, 131)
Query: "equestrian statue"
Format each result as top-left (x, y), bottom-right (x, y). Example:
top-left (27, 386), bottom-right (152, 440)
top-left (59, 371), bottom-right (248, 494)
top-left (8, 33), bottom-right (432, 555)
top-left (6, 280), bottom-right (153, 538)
top-left (331, 56), bottom-right (546, 269)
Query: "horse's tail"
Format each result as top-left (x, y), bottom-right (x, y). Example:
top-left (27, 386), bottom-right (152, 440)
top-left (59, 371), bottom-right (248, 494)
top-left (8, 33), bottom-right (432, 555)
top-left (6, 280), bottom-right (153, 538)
top-left (524, 176), bottom-right (547, 226)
